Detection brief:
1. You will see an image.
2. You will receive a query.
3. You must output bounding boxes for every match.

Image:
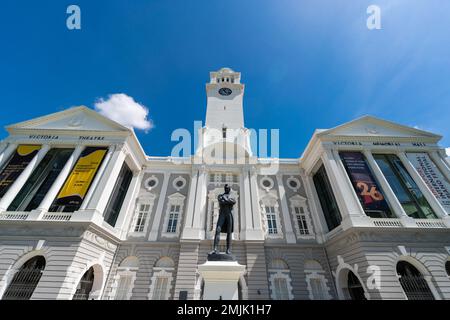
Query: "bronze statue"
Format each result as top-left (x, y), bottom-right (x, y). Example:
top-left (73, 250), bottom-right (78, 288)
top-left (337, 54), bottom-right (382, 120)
top-left (212, 184), bottom-right (236, 255)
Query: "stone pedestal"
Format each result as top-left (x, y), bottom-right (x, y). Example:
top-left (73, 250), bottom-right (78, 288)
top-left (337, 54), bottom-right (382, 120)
top-left (198, 255), bottom-right (246, 300)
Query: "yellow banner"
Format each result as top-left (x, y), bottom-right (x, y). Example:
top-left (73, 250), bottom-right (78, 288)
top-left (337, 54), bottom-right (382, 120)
top-left (17, 145), bottom-right (42, 156)
top-left (56, 147), bottom-right (107, 203)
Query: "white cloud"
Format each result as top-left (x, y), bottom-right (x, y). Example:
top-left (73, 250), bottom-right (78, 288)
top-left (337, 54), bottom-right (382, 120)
top-left (94, 93), bottom-right (153, 131)
top-left (446, 148), bottom-right (450, 158)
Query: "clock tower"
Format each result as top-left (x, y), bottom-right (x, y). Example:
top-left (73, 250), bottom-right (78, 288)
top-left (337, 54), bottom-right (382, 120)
top-left (197, 68), bottom-right (252, 160)
top-left (205, 68), bottom-right (245, 129)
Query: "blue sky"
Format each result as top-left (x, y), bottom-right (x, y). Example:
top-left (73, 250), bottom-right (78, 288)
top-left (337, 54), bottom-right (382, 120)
top-left (0, 0), bottom-right (449, 158)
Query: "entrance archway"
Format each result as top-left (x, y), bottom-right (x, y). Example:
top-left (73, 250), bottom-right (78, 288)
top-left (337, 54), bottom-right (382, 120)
top-left (396, 261), bottom-right (434, 300)
top-left (72, 264), bottom-right (104, 300)
top-left (73, 267), bottom-right (95, 300)
top-left (2, 256), bottom-right (46, 300)
top-left (347, 271), bottom-right (367, 300)
top-left (336, 268), bottom-right (369, 300)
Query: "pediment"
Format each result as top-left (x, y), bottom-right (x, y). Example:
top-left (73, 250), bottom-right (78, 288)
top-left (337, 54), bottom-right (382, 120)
top-left (7, 106), bottom-right (130, 133)
top-left (167, 192), bottom-right (186, 200)
top-left (289, 194), bottom-right (307, 202)
top-left (318, 116), bottom-right (441, 140)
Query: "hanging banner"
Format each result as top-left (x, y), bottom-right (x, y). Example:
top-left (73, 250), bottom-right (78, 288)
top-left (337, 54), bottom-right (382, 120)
top-left (0, 145), bottom-right (41, 197)
top-left (406, 152), bottom-right (450, 213)
top-left (52, 147), bottom-right (108, 210)
top-left (339, 152), bottom-right (392, 217)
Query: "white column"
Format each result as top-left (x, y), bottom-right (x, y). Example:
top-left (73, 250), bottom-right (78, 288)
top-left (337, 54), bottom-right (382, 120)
top-left (31, 145), bottom-right (85, 216)
top-left (0, 145), bottom-right (50, 212)
top-left (148, 172), bottom-right (170, 241)
top-left (363, 150), bottom-right (412, 224)
top-left (398, 152), bottom-right (448, 218)
top-left (275, 174), bottom-right (296, 243)
top-left (302, 174), bottom-right (327, 243)
top-left (429, 151), bottom-right (450, 184)
top-left (191, 166), bottom-right (207, 239)
top-left (240, 168), bottom-right (252, 239)
top-left (321, 149), bottom-right (365, 228)
top-left (181, 169), bottom-right (199, 239)
top-left (0, 142), bottom-right (8, 155)
top-left (79, 145), bottom-right (116, 210)
top-left (115, 170), bottom-right (143, 238)
top-left (248, 167), bottom-right (265, 240)
top-left (0, 143), bottom-right (17, 169)
top-left (84, 145), bottom-right (127, 215)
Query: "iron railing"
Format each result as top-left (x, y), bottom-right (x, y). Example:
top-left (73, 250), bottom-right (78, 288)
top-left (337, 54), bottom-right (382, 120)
top-left (399, 275), bottom-right (435, 300)
top-left (2, 268), bottom-right (43, 300)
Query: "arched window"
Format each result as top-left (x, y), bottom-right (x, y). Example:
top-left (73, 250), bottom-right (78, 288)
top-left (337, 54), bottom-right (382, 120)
top-left (304, 260), bottom-right (331, 300)
top-left (112, 257), bottom-right (139, 300)
top-left (445, 261), bottom-right (450, 277)
top-left (268, 259), bottom-right (293, 300)
top-left (73, 267), bottom-right (95, 300)
top-left (2, 256), bottom-right (46, 300)
top-left (149, 257), bottom-right (175, 300)
top-left (396, 261), bottom-right (434, 300)
top-left (347, 271), bottom-right (367, 300)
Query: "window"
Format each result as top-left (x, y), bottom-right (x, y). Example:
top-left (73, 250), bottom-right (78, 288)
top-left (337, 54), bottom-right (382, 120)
top-left (49, 147), bottom-right (108, 213)
top-left (111, 256), bottom-right (138, 300)
top-left (406, 152), bottom-right (450, 212)
top-left (339, 152), bottom-right (394, 218)
top-left (273, 278), bottom-right (289, 300)
top-left (310, 278), bottom-right (326, 299)
top-left (114, 273), bottom-right (134, 300)
top-left (8, 148), bottom-right (74, 212)
top-left (0, 145), bottom-right (41, 198)
top-left (153, 277), bottom-right (169, 300)
top-left (313, 165), bottom-right (342, 231)
top-left (374, 154), bottom-right (436, 219)
top-left (295, 207), bottom-right (309, 235)
top-left (167, 205), bottom-right (180, 233)
top-left (104, 163), bottom-right (133, 227)
top-left (148, 257), bottom-right (175, 300)
top-left (134, 204), bottom-right (151, 233)
top-left (265, 206), bottom-right (278, 234)
top-left (445, 261), bottom-right (450, 277)
top-left (208, 172), bottom-right (239, 186)
top-left (304, 260), bottom-right (331, 300)
top-left (260, 176), bottom-right (274, 191)
top-left (289, 195), bottom-right (313, 238)
top-left (145, 175), bottom-right (159, 191)
top-left (260, 195), bottom-right (282, 239)
top-left (268, 259), bottom-right (293, 300)
top-left (2, 256), bottom-right (46, 300)
top-left (162, 193), bottom-right (185, 238)
top-left (347, 271), bottom-right (367, 300)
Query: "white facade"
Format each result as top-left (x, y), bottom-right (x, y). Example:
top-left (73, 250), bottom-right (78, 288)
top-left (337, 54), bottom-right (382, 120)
top-left (0, 68), bottom-right (449, 300)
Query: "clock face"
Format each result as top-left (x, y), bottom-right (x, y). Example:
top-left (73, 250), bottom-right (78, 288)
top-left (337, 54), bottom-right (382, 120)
top-left (218, 87), bottom-right (232, 96)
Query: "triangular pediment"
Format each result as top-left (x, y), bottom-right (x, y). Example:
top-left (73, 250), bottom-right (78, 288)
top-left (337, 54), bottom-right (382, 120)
top-left (318, 116), bottom-right (441, 140)
top-left (7, 106), bottom-right (131, 133)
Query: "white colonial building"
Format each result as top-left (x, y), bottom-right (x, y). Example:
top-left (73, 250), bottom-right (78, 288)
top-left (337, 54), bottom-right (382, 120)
top-left (0, 68), bottom-right (449, 300)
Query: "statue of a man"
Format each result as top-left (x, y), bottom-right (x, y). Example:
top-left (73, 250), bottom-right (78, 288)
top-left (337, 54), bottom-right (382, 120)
top-left (212, 184), bottom-right (236, 255)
